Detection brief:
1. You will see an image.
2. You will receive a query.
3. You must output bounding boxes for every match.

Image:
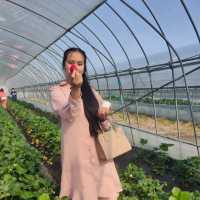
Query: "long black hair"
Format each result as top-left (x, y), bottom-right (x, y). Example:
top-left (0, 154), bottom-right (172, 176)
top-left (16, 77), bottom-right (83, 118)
top-left (62, 48), bottom-right (101, 137)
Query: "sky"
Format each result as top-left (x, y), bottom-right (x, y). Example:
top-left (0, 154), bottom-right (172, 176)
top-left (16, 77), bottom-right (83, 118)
top-left (64, 0), bottom-right (200, 74)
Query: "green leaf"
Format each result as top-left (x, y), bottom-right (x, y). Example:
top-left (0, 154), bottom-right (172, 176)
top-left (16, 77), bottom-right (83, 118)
top-left (180, 191), bottom-right (191, 200)
top-left (38, 193), bottom-right (50, 200)
top-left (159, 143), bottom-right (174, 152)
top-left (140, 138), bottom-right (148, 146)
top-left (172, 187), bottom-right (181, 197)
top-left (169, 197), bottom-right (177, 200)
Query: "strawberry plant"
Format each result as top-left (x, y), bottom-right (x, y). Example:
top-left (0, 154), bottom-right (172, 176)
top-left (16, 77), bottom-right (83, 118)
top-left (0, 107), bottom-right (55, 199)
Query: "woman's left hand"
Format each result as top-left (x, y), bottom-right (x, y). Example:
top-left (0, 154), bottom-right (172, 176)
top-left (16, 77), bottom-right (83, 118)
top-left (98, 106), bottom-right (110, 121)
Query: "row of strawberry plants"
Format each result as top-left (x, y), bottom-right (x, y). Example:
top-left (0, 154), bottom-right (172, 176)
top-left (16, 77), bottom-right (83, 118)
top-left (0, 106), bottom-right (56, 200)
top-left (8, 100), bottom-right (60, 165)
top-left (136, 139), bottom-right (200, 191)
top-left (7, 100), bottom-right (200, 199)
top-left (2, 101), bottom-right (169, 200)
top-left (11, 99), bottom-right (200, 190)
top-left (119, 163), bottom-right (200, 200)
top-left (12, 99), bottom-right (59, 124)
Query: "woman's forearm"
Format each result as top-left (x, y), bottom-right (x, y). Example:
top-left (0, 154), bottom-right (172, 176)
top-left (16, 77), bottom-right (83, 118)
top-left (70, 86), bottom-right (82, 100)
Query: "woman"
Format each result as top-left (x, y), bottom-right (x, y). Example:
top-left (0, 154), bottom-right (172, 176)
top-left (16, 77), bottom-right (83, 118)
top-left (50, 48), bottom-right (122, 200)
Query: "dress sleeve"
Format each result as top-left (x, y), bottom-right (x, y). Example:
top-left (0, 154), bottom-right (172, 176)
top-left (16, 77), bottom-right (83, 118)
top-left (49, 86), bottom-right (82, 122)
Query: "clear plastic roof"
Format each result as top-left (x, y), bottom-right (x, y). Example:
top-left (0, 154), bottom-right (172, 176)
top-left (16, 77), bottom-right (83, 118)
top-left (0, 0), bottom-right (105, 85)
top-left (0, 0), bottom-right (200, 88)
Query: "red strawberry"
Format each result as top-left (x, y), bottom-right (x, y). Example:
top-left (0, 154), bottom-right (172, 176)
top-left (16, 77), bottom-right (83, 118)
top-left (69, 64), bottom-right (77, 74)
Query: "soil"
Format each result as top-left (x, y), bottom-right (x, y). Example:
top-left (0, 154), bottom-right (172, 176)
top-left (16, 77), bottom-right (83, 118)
top-left (112, 112), bottom-right (200, 144)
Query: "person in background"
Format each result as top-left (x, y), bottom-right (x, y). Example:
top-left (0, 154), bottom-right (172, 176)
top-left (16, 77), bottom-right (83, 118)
top-left (10, 88), bottom-right (17, 100)
top-left (0, 88), bottom-right (8, 109)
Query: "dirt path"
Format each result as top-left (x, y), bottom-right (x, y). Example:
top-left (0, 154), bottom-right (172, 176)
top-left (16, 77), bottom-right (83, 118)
top-left (113, 112), bottom-right (200, 144)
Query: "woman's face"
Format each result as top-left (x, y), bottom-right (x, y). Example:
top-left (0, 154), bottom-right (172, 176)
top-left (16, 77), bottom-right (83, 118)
top-left (64, 51), bottom-right (85, 80)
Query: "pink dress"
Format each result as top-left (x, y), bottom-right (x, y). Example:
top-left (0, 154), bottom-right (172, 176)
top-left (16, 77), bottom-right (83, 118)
top-left (50, 82), bottom-right (122, 200)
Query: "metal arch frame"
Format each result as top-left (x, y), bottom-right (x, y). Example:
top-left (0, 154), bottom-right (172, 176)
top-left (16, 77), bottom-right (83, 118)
top-left (120, 0), bottom-right (199, 155)
top-left (42, 49), bottom-right (64, 78)
top-left (178, 0), bottom-right (200, 146)
top-left (71, 11), bottom-right (135, 129)
top-left (68, 29), bottom-right (128, 120)
top-left (37, 55), bottom-right (63, 80)
top-left (73, 27), bottom-right (111, 99)
top-left (0, 42), bottom-right (63, 82)
top-left (140, 0), bottom-right (177, 136)
top-left (4, 0), bottom-right (106, 81)
top-left (14, 65), bottom-right (50, 86)
top-left (69, 28), bottom-right (127, 110)
top-left (82, 53), bottom-right (200, 76)
top-left (29, 63), bottom-right (54, 83)
top-left (72, 22), bottom-right (123, 97)
top-left (93, 12), bottom-right (132, 71)
top-left (0, 53), bottom-right (50, 85)
top-left (180, 0), bottom-right (200, 46)
top-left (104, 1), bottom-right (150, 141)
top-left (92, 9), bottom-right (136, 142)
top-left (22, 67), bottom-right (46, 84)
top-left (91, 12), bottom-right (132, 98)
top-left (7, 73), bottom-right (25, 88)
top-left (0, 42), bottom-right (64, 84)
top-left (141, 0), bottom-right (173, 62)
top-left (112, 63), bottom-right (200, 145)
top-left (143, 0), bottom-right (200, 141)
top-left (0, 26), bottom-right (61, 59)
top-left (81, 22), bottom-right (116, 67)
top-left (32, 57), bottom-right (61, 82)
top-left (105, 2), bottom-right (150, 66)
top-left (88, 56), bottom-right (200, 79)
top-left (13, 71), bottom-right (36, 87)
top-left (4, 0), bottom-right (200, 154)
top-left (77, 21), bottom-right (128, 102)
top-left (105, 1), bottom-right (152, 132)
top-left (104, 0), bottom-right (178, 136)
top-left (5, 54), bottom-right (57, 87)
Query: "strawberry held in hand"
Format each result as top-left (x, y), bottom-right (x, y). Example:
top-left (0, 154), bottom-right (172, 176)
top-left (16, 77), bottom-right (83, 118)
top-left (69, 64), bottom-right (77, 74)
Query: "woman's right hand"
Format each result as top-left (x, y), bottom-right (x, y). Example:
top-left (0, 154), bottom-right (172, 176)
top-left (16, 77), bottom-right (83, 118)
top-left (69, 70), bottom-right (83, 88)
top-left (69, 70), bottom-right (83, 100)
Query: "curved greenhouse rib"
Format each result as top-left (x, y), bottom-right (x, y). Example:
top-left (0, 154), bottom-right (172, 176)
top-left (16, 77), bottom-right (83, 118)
top-left (120, 0), bottom-right (199, 154)
top-left (4, 0), bottom-right (106, 82)
top-left (73, 28), bottom-right (111, 98)
top-left (180, 0), bottom-right (200, 46)
top-left (93, 12), bottom-right (132, 70)
top-left (0, 42), bottom-right (63, 79)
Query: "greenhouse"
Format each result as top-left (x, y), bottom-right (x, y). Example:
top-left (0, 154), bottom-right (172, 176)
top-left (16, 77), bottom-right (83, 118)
top-left (0, 0), bottom-right (200, 199)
